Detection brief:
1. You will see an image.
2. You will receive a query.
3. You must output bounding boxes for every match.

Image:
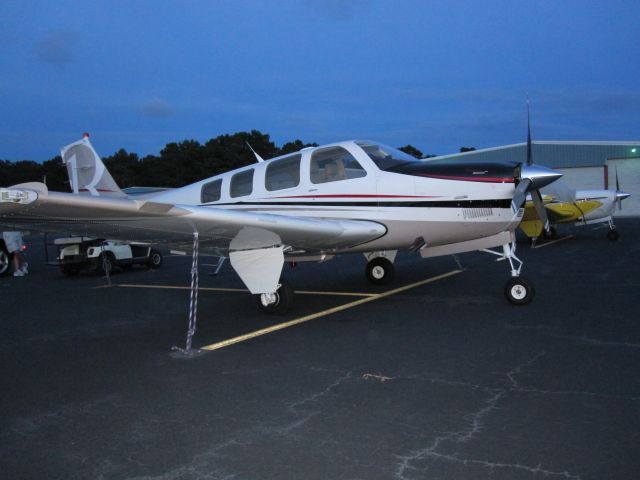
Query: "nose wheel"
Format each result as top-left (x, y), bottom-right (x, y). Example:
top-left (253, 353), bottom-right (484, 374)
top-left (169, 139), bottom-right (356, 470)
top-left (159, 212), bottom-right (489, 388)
top-left (484, 241), bottom-right (535, 306)
top-left (504, 277), bottom-right (535, 305)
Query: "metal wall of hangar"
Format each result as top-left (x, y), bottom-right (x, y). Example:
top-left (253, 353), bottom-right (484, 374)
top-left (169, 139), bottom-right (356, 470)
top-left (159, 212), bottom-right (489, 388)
top-left (431, 141), bottom-right (640, 217)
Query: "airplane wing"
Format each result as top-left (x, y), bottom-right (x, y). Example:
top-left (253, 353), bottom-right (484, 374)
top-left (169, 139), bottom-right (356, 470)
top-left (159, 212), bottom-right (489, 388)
top-left (0, 183), bottom-right (386, 254)
top-left (544, 200), bottom-right (604, 223)
top-left (519, 198), bottom-right (575, 238)
top-left (519, 198), bottom-right (606, 239)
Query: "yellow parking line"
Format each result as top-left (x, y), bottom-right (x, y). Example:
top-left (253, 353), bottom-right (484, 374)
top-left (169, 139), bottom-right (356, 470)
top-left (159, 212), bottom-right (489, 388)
top-left (115, 284), bottom-right (246, 293)
top-left (200, 270), bottom-right (463, 352)
top-left (108, 283), bottom-right (375, 297)
top-left (296, 290), bottom-right (377, 298)
top-left (532, 235), bottom-right (575, 249)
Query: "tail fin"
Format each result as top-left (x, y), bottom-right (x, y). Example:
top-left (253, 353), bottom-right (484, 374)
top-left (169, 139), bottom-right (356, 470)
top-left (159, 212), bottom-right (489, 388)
top-left (61, 133), bottom-right (126, 197)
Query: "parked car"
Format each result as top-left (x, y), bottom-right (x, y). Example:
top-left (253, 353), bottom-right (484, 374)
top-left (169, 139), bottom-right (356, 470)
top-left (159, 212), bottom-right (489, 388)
top-left (55, 237), bottom-right (162, 275)
top-left (0, 238), bottom-right (11, 276)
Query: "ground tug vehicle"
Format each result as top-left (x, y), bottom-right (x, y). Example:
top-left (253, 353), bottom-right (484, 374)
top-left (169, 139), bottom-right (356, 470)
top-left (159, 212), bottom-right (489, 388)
top-left (55, 237), bottom-right (162, 275)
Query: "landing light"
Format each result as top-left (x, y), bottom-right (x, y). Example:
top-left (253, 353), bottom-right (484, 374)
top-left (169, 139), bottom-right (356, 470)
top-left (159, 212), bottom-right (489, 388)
top-left (1, 188), bottom-right (26, 203)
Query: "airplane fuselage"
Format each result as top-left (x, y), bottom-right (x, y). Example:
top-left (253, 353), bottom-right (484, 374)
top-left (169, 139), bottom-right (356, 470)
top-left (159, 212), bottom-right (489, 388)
top-left (1, 137), bottom-right (562, 307)
top-left (150, 140), bottom-right (524, 257)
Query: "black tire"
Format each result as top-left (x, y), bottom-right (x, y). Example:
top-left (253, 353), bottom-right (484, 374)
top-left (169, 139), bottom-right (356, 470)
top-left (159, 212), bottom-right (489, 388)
top-left (504, 277), bottom-right (535, 305)
top-left (0, 249), bottom-right (10, 276)
top-left (366, 257), bottom-right (395, 285)
top-left (607, 229), bottom-right (619, 241)
top-left (257, 279), bottom-right (294, 315)
top-left (59, 265), bottom-right (80, 276)
top-left (147, 249), bottom-right (163, 269)
top-left (97, 252), bottom-right (115, 275)
top-left (542, 226), bottom-right (557, 240)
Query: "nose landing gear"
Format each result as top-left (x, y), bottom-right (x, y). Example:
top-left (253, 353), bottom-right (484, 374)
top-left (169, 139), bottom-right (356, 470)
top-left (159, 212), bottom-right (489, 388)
top-left (484, 240), bottom-right (535, 306)
top-left (606, 219), bottom-right (620, 241)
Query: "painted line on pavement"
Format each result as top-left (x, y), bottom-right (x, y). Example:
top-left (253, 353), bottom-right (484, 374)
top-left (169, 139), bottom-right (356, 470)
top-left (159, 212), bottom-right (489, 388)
top-left (532, 235), bottom-right (575, 249)
top-left (200, 270), bottom-right (463, 352)
top-left (100, 283), bottom-right (377, 298)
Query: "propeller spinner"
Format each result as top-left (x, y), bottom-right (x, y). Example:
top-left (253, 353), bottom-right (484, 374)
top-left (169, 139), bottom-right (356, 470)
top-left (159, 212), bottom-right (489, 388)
top-left (614, 167), bottom-right (631, 211)
top-left (512, 164), bottom-right (562, 213)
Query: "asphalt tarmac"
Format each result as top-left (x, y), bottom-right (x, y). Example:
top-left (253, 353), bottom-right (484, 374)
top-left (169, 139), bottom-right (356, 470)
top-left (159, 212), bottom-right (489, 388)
top-left (1, 219), bottom-right (639, 480)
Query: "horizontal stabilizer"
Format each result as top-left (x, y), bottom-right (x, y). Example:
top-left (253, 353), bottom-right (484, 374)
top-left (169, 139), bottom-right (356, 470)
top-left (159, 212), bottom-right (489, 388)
top-left (10, 182), bottom-right (49, 195)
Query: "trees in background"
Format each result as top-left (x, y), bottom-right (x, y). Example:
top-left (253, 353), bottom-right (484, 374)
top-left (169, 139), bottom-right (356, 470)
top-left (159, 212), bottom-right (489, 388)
top-left (0, 157), bottom-right (69, 191)
top-left (1, 132), bottom-right (428, 190)
top-left (398, 145), bottom-right (437, 159)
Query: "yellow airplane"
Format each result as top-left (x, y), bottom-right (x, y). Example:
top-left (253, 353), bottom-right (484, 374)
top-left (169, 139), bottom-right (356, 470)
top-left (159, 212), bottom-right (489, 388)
top-left (518, 101), bottom-right (630, 243)
top-left (519, 176), bottom-right (630, 242)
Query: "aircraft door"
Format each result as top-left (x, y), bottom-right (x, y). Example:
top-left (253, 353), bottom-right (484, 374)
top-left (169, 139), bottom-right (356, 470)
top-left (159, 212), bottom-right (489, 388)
top-left (308, 146), bottom-right (371, 199)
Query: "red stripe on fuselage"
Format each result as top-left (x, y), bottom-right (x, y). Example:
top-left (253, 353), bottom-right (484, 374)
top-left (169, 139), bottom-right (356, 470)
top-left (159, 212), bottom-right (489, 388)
top-left (268, 194), bottom-right (442, 199)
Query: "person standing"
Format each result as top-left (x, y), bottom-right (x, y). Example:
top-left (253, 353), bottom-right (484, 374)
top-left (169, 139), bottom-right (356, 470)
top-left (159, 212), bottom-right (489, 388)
top-left (2, 231), bottom-right (28, 276)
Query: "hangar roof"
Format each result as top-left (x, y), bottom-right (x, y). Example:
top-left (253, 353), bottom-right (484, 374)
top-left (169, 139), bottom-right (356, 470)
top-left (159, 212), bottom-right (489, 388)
top-left (432, 141), bottom-right (640, 168)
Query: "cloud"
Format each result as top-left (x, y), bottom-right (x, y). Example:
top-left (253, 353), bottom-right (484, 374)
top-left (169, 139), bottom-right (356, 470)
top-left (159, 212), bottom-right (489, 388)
top-left (136, 98), bottom-right (176, 118)
top-left (35, 30), bottom-right (78, 66)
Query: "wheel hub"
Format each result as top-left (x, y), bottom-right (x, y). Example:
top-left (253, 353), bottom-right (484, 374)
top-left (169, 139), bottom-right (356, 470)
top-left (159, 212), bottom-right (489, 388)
top-left (372, 266), bottom-right (385, 279)
top-left (260, 292), bottom-right (278, 307)
top-left (510, 284), bottom-right (527, 300)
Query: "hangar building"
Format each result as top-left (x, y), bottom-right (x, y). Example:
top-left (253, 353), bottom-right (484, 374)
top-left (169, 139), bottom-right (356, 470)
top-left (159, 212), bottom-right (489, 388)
top-left (432, 141), bottom-right (640, 217)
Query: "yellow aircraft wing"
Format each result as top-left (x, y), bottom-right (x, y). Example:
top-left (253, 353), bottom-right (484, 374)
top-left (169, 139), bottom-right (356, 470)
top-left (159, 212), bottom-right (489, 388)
top-left (519, 198), bottom-right (603, 238)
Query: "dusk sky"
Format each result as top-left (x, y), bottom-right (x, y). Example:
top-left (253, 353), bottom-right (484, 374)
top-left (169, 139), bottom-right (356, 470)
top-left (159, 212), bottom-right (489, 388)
top-left (1, 0), bottom-right (639, 161)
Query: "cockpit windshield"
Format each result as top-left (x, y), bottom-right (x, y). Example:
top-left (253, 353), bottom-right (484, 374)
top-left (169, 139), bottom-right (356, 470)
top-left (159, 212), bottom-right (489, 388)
top-left (541, 178), bottom-right (576, 203)
top-left (356, 141), bottom-right (422, 171)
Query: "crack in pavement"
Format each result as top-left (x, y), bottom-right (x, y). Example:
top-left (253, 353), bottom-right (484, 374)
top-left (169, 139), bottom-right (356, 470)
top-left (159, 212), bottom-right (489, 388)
top-left (393, 351), bottom-right (584, 480)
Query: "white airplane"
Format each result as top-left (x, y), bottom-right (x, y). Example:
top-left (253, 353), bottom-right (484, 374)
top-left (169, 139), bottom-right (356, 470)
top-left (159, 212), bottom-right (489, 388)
top-left (0, 134), bottom-right (561, 311)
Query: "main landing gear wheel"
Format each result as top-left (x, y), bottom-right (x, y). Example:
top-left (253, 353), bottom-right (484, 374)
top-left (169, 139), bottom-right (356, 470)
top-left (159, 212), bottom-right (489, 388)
top-left (504, 277), bottom-right (535, 305)
top-left (366, 257), bottom-right (394, 285)
top-left (257, 279), bottom-right (294, 315)
top-left (607, 229), bottom-right (619, 241)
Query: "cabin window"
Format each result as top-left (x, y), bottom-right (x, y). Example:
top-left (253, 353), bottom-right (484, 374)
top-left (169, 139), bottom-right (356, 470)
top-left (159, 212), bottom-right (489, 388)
top-left (200, 179), bottom-right (222, 203)
top-left (230, 169), bottom-right (254, 198)
top-left (310, 147), bottom-right (367, 184)
top-left (265, 154), bottom-right (301, 191)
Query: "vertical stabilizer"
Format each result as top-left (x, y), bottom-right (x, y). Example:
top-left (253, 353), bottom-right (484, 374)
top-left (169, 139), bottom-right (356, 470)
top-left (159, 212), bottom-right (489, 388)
top-left (61, 133), bottom-right (126, 197)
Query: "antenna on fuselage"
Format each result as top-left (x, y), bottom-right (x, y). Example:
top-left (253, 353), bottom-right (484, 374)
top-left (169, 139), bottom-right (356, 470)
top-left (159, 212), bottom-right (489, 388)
top-left (246, 142), bottom-right (264, 163)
